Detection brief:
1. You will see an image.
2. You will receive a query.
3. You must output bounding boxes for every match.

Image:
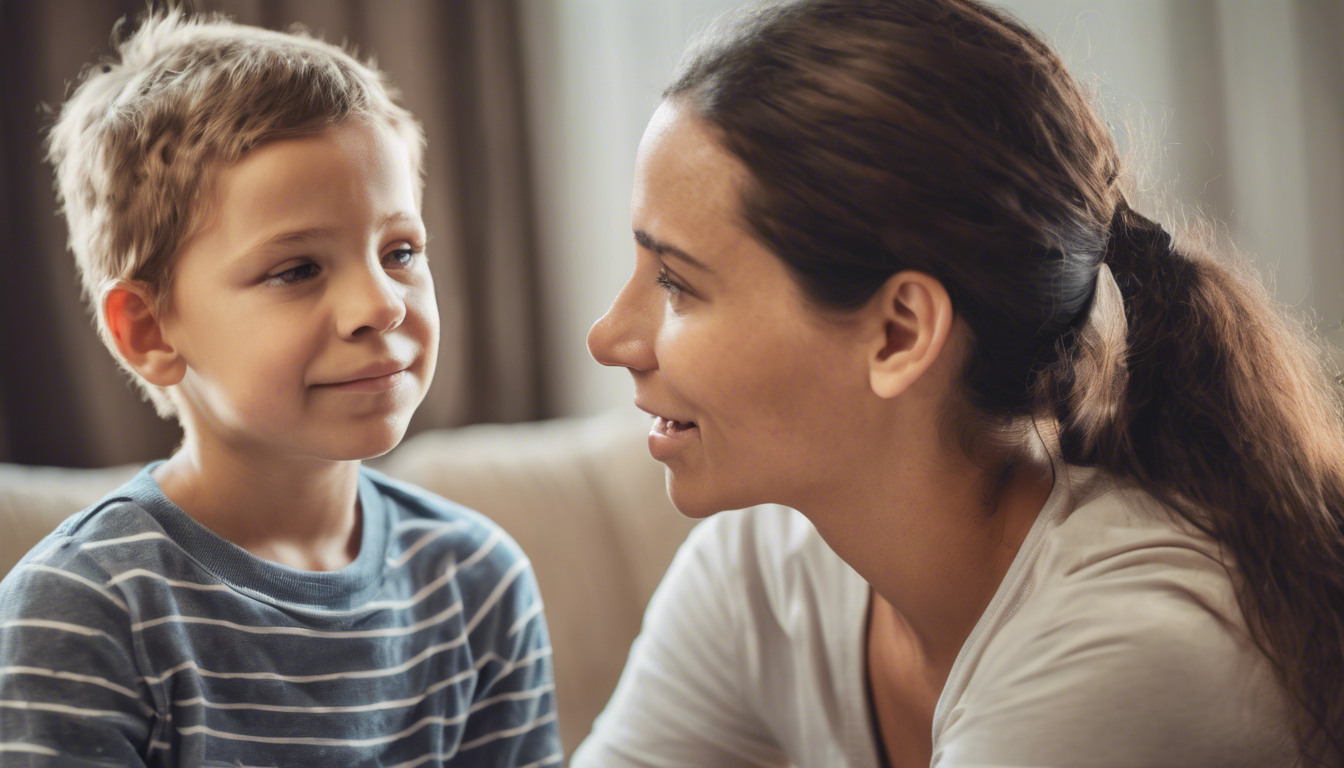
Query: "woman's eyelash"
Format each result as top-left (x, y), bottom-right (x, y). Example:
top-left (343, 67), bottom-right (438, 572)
top-left (654, 269), bottom-right (684, 295)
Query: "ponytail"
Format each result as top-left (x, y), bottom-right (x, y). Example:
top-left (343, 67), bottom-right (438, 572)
top-left (1047, 199), bottom-right (1344, 765)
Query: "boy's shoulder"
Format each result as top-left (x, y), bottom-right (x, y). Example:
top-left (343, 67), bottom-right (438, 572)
top-left (6, 469), bottom-right (174, 581)
top-left (0, 470), bottom-right (172, 641)
top-left (361, 465), bottom-right (531, 579)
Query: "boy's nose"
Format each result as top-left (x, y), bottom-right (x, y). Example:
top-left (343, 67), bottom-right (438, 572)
top-left (587, 280), bottom-right (656, 372)
top-left (339, 267), bottom-right (406, 338)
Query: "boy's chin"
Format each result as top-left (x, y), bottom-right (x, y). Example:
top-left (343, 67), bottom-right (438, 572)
top-left (313, 419), bottom-right (413, 462)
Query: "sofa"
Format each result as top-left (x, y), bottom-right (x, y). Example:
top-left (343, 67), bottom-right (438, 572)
top-left (0, 409), bottom-right (696, 757)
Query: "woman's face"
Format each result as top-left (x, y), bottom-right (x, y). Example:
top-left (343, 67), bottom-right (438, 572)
top-left (587, 99), bottom-right (879, 518)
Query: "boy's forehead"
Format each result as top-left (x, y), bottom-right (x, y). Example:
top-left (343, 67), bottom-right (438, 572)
top-left (192, 122), bottom-right (423, 260)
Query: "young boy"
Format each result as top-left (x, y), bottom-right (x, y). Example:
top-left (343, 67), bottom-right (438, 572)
top-left (0, 11), bottom-right (560, 766)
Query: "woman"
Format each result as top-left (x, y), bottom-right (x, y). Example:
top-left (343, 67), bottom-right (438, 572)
top-left (576, 1), bottom-right (1344, 767)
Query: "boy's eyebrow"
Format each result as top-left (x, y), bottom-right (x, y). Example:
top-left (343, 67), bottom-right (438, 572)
top-left (247, 213), bottom-right (421, 253)
top-left (253, 226), bottom-right (339, 251)
top-left (634, 229), bottom-right (714, 273)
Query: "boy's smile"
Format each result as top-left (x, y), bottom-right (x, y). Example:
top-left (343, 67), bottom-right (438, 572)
top-left (158, 119), bottom-right (438, 463)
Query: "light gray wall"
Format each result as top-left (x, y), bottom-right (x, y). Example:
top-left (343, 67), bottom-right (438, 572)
top-left (521, 0), bottom-right (1344, 418)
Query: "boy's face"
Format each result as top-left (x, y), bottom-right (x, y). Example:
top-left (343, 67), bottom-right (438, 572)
top-left (159, 120), bottom-right (438, 462)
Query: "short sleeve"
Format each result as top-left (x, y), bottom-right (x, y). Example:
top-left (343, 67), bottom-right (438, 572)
top-left (0, 539), bottom-right (155, 767)
top-left (933, 549), bottom-right (1299, 768)
top-left (570, 513), bottom-right (788, 768)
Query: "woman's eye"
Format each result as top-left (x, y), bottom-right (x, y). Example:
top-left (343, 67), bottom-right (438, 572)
top-left (384, 247), bottom-right (421, 269)
top-left (265, 262), bottom-right (319, 287)
top-left (655, 269), bottom-right (685, 297)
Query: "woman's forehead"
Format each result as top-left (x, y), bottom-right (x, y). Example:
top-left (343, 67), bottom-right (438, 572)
top-left (632, 101), bottom-right (753, 265)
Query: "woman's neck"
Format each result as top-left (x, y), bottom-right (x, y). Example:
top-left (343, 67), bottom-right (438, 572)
top-left (151, 431), bottom-right (364, 572)
top-left (800, 431), bottom-right (1055, 676)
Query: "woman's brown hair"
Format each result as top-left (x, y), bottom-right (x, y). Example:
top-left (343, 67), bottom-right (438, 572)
top-left (667, 0), bottom-right (1344, 763)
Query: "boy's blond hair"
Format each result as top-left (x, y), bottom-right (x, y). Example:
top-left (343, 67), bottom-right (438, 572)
top-left (47, 10), bottom-right (426, 417)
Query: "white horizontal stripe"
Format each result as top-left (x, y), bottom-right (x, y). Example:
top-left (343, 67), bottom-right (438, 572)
top-left (177, 711), bottom-right (470, 747)
top-left (134, 548), bottom-right (527, 642)
top-left (81, 532), bottom-right (168, 550)
top-left (0, 665), bottom-right (139, 699)
top-left (171, 666), bottom-right (480, 714)
top-left (21, 565), bottom-right (128, 612)
top-left (458, 710), bottom-right (558, 752)
top-left (507, 601), bottom-right (544, 637)
top-left (134, 528), bottom-right (497, 618)
top-left (0, 699), bottom-right (121, 718)
top-left (394, 516), bottom-right (468, 532)
top-left (518, 754), bottom-right (564, 768)
top-left (360, 529), bottom-right (500, 612)
top-left (172, 677), bottom-right (548, 719)
top-left (453, 529), bottom-right (502, 572)
top-left (387, 521), bottom-right (471, 567)
top-left (106, 568), bottom-right (232, 593)
top-left (467, 683), bottom-right (554, 714)
top-left (385, 751), bottom-right (451, 768)
top-left (141, 565), bottom-right (537, 685)
top-left (474, 646), bottom-right (553, 673)
top-left (476, 647), bottom-right (554, 691)
top-left (386, 747), bottom-right (563, 768)
top-left (0, 743), bottom-right (59, 755)
top-left (358, 570), bottom-right (459, 613)
top-left (0, 619), bottom-right (106, 638)
top-left (131, 601), bottom-right (462, 638)
top-left (464, 558), bottom-right (530, 636)
top-left (149, 740), bottom-right (171, 752)
top-left (144, 631), bottom-right (475, 685)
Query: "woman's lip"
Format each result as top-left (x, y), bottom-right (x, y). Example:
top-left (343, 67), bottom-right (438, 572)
top-left (317, 370), bottom-right (409, 393)
top-left (648, 416), bottom-right (699, 461)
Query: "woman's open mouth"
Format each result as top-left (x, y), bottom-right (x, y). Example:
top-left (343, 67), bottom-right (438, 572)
top-left (648, 416), bottom-right (699, 460)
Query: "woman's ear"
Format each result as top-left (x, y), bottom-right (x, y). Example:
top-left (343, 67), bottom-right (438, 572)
top-left (103, 281), bottom-right (186, 387)
top-left (865, 271), bottom-right (954, 399)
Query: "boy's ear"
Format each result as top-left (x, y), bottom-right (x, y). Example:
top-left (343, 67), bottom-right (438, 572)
top-left (865, 271), bottom-right (954, 400)
top-left (103, 281), bottom-right (186, 387)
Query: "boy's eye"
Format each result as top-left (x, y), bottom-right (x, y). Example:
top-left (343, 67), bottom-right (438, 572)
top-left (265, 262), bottom-right (319, 287)
top-left (384, 247), bottom-right (421, 269)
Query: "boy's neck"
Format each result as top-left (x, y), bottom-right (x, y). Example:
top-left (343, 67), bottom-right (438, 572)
top-left (151, 436), bottom-right (364, 572)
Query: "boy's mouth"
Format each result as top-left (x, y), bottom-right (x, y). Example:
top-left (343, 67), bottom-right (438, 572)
top-left (317, 359), bottom-right (413, 387)
top-left (317, 369), bottom-right (410, 393)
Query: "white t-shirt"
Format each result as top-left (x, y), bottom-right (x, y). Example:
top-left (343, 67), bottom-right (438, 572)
top-left (571, 462), bottom-right (1300, 768)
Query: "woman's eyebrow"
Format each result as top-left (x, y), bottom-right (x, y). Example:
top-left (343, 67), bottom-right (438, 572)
top-left (634, 229), bottom-right (714, 274)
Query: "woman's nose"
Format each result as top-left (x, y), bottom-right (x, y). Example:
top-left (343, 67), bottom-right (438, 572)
top-left (338, 266), bottom-right (406, 339)
top-left (587, 279), bottom-right (657, 372)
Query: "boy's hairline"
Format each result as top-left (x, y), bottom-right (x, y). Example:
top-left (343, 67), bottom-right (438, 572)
top-left (126, 112), bottom-right (424, 316)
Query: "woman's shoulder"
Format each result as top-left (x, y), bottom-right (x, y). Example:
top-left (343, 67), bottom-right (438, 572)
top-left (1019, 466), bottom-right (1260, 662)
top-left (935, 466), bottom-right (1299, 767)
top-left (1034, 466), bottom-right (1237, 613)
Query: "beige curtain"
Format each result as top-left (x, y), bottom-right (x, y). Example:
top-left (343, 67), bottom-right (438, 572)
top-left (0, 0), bottom-right (542, 467)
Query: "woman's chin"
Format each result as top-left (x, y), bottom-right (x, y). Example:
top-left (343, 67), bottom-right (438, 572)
top-left (664, 469), bottom-right (743, 520)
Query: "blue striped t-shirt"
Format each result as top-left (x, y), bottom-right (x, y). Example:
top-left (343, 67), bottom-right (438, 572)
top-left (0, 463), bottom-right (561, 766)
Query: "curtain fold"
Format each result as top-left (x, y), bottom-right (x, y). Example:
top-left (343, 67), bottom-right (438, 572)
top-left (0, 0), bottom-right (541, 467)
